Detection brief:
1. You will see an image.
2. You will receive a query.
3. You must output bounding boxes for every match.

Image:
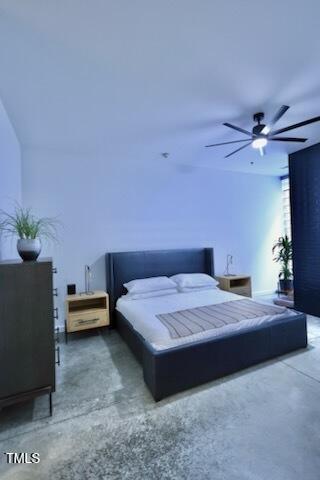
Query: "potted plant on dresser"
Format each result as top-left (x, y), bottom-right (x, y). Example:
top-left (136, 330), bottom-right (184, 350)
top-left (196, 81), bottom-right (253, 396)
top-left (0, 205), bottom-right (59, 261)
top-left (272, 235), bottom-right (293, 293)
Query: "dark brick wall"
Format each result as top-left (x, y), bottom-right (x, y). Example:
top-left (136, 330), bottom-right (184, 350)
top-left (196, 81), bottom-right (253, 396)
top-left (289, 143), bottom-right (320, 316)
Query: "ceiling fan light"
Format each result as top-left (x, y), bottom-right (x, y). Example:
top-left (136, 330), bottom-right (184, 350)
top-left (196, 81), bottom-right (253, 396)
top-left (252, 137), bottom-right (267, 149)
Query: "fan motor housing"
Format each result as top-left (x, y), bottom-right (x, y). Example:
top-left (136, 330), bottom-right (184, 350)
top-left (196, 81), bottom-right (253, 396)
top-left (252, 112), bottom-right (266, 136)
top-left (252, 124), bottom-right (266, 136)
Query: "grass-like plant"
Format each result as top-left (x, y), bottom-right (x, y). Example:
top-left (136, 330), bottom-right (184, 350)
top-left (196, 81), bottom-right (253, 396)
top-left (0, 205), bottom-right (59, 241)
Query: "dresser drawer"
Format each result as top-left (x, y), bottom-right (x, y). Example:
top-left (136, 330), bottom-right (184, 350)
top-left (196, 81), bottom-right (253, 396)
top-left (67, 310), bottom-right (109, 332)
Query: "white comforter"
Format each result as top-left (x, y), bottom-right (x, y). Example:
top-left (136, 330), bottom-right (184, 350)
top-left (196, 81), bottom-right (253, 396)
top-left (116, 289), bottom-right (296, 351)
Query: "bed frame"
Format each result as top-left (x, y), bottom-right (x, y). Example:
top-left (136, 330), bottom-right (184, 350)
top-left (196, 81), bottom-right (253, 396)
top-left (105, 248), bottom-right (307, 401)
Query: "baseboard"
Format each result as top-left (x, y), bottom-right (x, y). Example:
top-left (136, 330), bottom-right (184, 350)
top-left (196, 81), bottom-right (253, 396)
top-left (253, 289), bottom-right (276, 297)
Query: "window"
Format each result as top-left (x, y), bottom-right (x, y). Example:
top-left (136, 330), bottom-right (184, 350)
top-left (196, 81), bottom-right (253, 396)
top-left (281, 176), bottom-right (291, 239)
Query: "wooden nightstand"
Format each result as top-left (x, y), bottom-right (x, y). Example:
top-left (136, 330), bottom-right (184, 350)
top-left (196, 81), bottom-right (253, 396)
top-left (65, 291), bottom-right (110, 342)
top-left (215, 275), bottom-right (252, 297)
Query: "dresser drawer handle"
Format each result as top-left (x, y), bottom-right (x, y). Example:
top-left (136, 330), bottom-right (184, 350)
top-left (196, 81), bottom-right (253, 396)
top-left (54, 307), bottom-right (59, 320)
top-left (55, 346), bottom-right (60, 366)
top-left (77, 318), bottom-right (99, 325)
top-left (55, 326), bottom-right (60, 343)
top-left (53, 288), bottom-right (58, 297)
top-left (52, 267), bottom-right (58, 274)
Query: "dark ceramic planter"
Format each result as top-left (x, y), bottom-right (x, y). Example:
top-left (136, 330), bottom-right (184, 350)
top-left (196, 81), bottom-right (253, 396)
top-left (279, 279), bottom-right (293, 292)
top-left (17, 238), bottom-right (42, 261)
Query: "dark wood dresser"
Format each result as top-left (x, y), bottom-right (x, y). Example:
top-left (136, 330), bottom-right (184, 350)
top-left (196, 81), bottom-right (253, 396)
top-left (0, 258), bottom-right (56, 414)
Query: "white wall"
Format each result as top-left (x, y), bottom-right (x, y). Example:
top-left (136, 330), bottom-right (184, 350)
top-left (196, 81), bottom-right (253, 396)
top-left (22, 148), bottom-right (282, 326)
top-left (0, 99), bottom-right (21, 259)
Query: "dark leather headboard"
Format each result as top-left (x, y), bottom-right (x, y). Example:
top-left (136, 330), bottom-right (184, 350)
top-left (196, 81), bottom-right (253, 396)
top-left (105, 248), bottom-right (214, 318)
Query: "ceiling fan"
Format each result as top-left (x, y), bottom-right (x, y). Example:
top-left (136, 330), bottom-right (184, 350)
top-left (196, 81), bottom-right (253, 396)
top-left (205, 106), bottom-right (320, 158)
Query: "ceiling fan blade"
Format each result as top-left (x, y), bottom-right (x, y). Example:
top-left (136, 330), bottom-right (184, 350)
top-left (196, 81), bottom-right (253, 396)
top-left (205, 139), bottom-right (252, 147)
top-left (270, 136), bottom-right (307, 142)
top-left (223, 123), bottom-right (253, 137)
top-left (225, 141), bottom-right (252, 158)
top-left (271, 116), bottom-right (320, 136)
top-left (262, 105), bottom-right (289, 134)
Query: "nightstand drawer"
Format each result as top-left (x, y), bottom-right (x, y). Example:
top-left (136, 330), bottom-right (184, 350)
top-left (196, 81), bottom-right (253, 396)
top-left (67, 310), bottom-right (109, 332)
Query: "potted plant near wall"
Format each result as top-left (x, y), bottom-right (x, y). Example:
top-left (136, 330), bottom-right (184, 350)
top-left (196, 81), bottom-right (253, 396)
top-left (272, 235), bottom-right (293, 292)
top-left (0, 205), bottom-right (59, 261)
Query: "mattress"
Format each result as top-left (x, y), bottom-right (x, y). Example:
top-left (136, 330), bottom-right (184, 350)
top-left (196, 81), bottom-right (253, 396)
top-left (116, 289), bottom-right (297, 351)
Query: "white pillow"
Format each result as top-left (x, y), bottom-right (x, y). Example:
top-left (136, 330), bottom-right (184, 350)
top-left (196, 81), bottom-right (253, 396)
top-left (124, 276), bottom-right (177, 294)
top-left (170, 273), bottom-right (218, 290)
top-left (179, 285), bottom-right (218, 293)
top-left (124, 288), bottom-right (178, 300)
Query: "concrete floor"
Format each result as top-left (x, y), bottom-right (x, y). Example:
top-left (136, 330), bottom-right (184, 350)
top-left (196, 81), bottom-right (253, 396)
top-left (1, 314), bottom-right (320, 480)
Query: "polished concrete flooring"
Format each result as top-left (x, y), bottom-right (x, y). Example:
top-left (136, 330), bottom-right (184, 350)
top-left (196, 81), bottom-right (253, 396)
top-left (1, 313), bottom-right (320, 479)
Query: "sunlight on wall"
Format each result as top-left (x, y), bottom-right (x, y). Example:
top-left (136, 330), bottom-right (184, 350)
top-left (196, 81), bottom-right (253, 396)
top-left (254, 213), bottom-right (282, 294)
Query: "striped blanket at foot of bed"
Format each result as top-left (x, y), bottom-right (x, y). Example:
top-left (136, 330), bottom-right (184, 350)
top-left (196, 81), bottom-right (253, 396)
top-left (156, 299), bottom-right (287, 339)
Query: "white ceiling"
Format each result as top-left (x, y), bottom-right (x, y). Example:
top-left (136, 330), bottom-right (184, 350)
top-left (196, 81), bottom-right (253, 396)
top-left (0, 0), bottom-right (320, 176)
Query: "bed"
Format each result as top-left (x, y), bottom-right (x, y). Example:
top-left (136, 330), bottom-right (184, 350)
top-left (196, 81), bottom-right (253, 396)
top-left (105, 248), bottom-right (307, 401)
